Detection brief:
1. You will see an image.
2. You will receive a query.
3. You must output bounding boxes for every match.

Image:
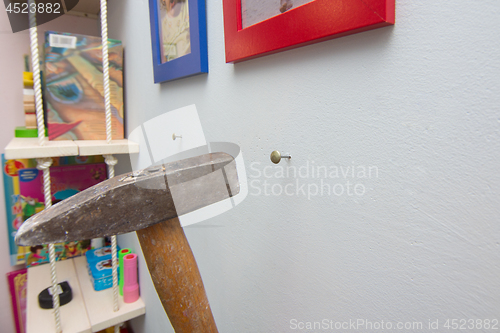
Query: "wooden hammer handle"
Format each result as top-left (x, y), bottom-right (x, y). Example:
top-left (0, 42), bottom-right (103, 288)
top-left (137, 218), bottom-right (218, 333)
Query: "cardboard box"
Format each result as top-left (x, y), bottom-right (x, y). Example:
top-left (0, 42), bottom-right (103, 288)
top-left (86, 246), bottom-right (121, 291)
top-left (85, 246), bottom-right (115, 265)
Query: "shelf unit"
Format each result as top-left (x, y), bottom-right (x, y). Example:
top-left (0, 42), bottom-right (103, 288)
top-left (74, 256), bottom-right (145, 332)
top-left (26, 257), bottom-right (146, 333)
top-left (27, 259), bottom-right (90, 333)
top-left (8, 0), bottom-right (147, 331)
top-left (4, 138), bottom-right (139, 159)
top-left (7, 139), bottom-right (146, 333)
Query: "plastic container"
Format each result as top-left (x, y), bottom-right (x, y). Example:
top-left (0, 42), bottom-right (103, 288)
top-left (123, 253), bottom-right (139, 303)
top-left (119, 248), bottom-right (131, 296)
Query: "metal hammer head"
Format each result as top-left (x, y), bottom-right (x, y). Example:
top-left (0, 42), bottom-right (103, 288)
top-left (15, 152), bottom-right (239, 246)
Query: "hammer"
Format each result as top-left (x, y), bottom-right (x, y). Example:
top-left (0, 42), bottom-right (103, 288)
top-left (16, 152), bottom-right (240, 333)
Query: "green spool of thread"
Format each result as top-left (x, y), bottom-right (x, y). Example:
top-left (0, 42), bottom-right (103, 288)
top-left (119, 248), bottom-right (132, 296)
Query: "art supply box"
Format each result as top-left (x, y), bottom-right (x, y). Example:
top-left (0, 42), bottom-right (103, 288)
top-left (86, 246), bottom-right (121, 291)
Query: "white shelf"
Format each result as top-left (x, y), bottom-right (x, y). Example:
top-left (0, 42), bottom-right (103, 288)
top-left (74, 256), bottom-right (146, 332)
top-left (27, 257), bottom-right (146, 333)
top-left (76, 139), bottom-right (139, 156)
top-left (27, 259), bottom-right (91, 333)
top-left (4, 138), bottom-right (139, 159)
top-left (5, 138), bottom-right (79, 159)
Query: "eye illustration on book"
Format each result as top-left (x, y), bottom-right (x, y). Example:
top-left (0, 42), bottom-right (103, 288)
top-left (47, 78), bottom-right (83, 104)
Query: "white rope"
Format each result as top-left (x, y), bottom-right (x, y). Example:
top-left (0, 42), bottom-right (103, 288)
top-left (36, 158), bottom-right (53, 205)
top-left (104, 157), bottom-right (118, 308)
top-left (101, 1), bottom-right (120, 328)
top-left (37, 158), bottom-right (61, 333)
top-left (100, 0), bottom-right (113, 145)
top-left (29, 0), bottom-right (58, 329)
top-left (105, 154), bottom-right (119, 320)
top-left (47, 243), bottom-right (59, 329)
top-left (111, 235), bottom-right (119, 311)
top-left (28, 0), bottom-right (45, 146)
top-left (104, 154), bottom-right (118, 172)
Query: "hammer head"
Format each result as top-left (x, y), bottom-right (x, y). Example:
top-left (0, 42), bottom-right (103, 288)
top-left (15, 152), bottom-right (239, 246)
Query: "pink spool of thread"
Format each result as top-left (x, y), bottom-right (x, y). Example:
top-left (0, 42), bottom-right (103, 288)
top-left (123, 253), bottom-right (139, 303)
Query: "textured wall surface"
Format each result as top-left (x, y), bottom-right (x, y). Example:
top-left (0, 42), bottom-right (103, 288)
top-left (109, 0), bottom-right (500, 332)
top-left (0, 12), bottom-right (99, 333)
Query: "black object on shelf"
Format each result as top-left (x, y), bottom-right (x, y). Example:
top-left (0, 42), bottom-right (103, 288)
top-left (38, 281), bottom-right (72, 309)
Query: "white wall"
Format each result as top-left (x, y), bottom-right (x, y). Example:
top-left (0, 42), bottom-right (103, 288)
top-left (1, 0), bottom-right (496, 332)
top-left (109, 0), bottom-right (500, 332)
top-left (0, 11), bottom-right (100, 333)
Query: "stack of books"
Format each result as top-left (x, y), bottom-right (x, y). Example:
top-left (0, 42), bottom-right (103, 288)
top-left (23, 71), bottom-right (36, 128)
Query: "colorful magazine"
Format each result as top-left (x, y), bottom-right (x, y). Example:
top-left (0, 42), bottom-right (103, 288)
top-left (2, 155), bottom-right (106, 266)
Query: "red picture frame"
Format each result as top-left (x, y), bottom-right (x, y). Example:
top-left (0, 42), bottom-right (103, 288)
top-left (223, 0), bottom-right (395, 63)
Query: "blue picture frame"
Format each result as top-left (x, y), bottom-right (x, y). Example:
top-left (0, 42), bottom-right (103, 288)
top-left (148, 0), bottom-right (208, 83)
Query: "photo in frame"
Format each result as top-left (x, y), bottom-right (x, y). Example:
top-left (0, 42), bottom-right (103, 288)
top-left (149, 0), bottom-right (208, 83)
top-left (223, 0), bottom-right (395, 63)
